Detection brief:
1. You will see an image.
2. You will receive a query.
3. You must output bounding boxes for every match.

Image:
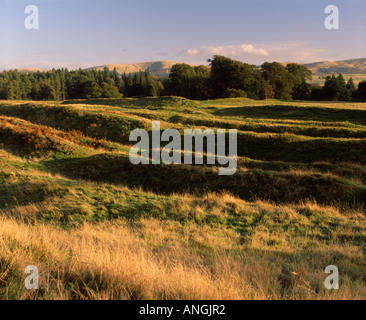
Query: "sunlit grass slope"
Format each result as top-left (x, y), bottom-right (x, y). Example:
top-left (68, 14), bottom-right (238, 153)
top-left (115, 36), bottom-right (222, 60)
top-left (0, 97), bottom-right (365, 300)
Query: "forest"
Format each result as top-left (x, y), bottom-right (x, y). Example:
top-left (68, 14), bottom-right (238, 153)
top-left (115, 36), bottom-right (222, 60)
top-left (1, 55), bottom-right (365, 102)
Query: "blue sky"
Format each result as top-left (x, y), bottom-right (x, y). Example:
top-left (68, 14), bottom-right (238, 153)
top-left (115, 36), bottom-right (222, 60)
top-left (0, 0), bottom-right (365, 70)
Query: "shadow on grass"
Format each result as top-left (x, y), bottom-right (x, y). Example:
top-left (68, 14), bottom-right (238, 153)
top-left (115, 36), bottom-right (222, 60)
top-left (61, 97), bottom-right (193, 109)
top-left (215, 105), bottom-right (366, 125)
top-left (41, 154), bottom-right (366, 208)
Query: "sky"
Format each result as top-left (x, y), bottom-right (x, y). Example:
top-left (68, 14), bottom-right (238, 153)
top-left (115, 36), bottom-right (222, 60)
top-left (0, 0), bottom-right (365, 70)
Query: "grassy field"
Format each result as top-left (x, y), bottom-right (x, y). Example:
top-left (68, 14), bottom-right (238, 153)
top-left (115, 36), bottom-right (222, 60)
top-left (0, 97), bottom-right (365, 300)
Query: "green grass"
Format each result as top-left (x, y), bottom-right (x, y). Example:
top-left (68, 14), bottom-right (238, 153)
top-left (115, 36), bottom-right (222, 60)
top-left (0, 97), bottom-right (365, 300)
top-left (1, 97), bottom-right (366, 208)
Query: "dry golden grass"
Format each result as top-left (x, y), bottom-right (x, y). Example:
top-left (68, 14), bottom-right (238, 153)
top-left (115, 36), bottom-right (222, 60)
top-left (0, 115), bottom-right (122, 159)
top-left (0, 216), bottom-right (253, 300)
top-left (1, 193), bottom-right (365, 300)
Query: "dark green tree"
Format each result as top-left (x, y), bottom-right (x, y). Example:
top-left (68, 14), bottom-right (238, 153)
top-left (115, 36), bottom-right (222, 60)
top-left (68, 76), bottom-right (102, 99)
top-left (261, 62), bottom-right (293, 100)
top-left (100, 82), bottom-right (123, 98)
top-left (322, 74), bottom-right (352, 101)
top-left (358, 81), bottom-right (366, 100)
top-left (286, 63), bottom-right (312, 100)
top-left (209, 55), bottom-right (262, 99)
top-left (347, 77), bottom-right (356, 90)
top-left (30, 82), bottom-right (57, 100)
top-left (262, 81), bottom-right (275, 100)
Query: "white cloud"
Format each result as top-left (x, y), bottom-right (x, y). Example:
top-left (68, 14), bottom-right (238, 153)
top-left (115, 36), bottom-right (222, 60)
top-left (180, 44), bottom-right (269, 58)
top-left (177, 42), bottom-right (329, 65)
top-left (264, 42), bottom-right (328, 63)
top-left (0, 42), bottom-right (331, 71)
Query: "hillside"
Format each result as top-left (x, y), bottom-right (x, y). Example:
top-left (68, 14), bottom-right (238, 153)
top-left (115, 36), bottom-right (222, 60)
top-left (85, 61), bottom-right (184, 77)
top-left (0, 97), bottom-right (365, 300)
top-left (9, 61), bottom-right (182, 77)
top-left (70, 57), bottom-right (366, 86)
top-left (88, 58), bottom-right (366, 78)
top-left (12, 68), bottom-right (48, 74)
top-left (305, 58), bottom-right (366, 75)
top-left (9, 57), bottom-right (366, 81)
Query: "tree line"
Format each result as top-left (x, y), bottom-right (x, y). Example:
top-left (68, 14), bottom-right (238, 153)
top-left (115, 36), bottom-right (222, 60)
top-left (0, 67), bottom-right (164, 101)
top-left (1, 55), bottom-right (366, 102)
top-left (165, 55), bottom-right (365, 102)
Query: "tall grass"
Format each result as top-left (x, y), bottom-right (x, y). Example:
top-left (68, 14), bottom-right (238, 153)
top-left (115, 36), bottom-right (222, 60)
top-left (1, 201), bottom-right (365, 300)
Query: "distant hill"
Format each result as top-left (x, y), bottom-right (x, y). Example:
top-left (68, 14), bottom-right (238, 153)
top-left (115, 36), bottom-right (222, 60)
top-left (86, 61), bottom-right (185, 77)
top-left (8, 58), bottom-right (366, 80)
top-left (13, 68), bottom-right (48, 74)
top-left (305, 58), bottom-right (366, 75)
